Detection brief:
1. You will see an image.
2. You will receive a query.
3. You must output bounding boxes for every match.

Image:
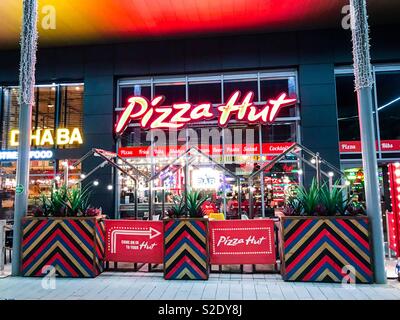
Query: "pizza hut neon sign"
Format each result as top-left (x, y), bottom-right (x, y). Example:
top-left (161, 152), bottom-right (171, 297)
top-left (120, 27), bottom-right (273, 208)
top-left (115, 91), bottom-right (297, 134)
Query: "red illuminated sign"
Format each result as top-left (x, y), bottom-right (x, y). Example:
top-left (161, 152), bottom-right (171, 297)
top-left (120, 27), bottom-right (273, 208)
top-left (339, 140), bottom-right (400, 153)
top-left (115, 91), bottom-right (297, 134)
top-left (105, 220), bottom-right (164, 263)
top-left (388, 163), bottom-right (400, 257)
top-left (118, 142), bottom-right (294, 158)
top-left (209, 219), bottom-right (276, 265)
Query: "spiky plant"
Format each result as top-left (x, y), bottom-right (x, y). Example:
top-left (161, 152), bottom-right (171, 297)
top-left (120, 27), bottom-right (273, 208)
top-left (64, 185), bottom-right (92, 217)
top-left (49, 184), bottom-right (68, 216)
top-left (296, 179), bottom-right (320, 216)
top-left (168, 195), bottom-right (186, 218)
top-left (185, 191), bottom-right (210, 218)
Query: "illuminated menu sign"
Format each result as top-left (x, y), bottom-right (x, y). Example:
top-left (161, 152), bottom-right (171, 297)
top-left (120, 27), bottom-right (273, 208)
top-left (115, 91), bottom-right (297, 134)
top-left (0, 150), bottom-right (54, 161)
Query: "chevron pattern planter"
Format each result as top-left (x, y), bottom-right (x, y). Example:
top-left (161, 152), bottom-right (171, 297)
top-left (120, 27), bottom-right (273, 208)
top-left (164, 218), bottom-right (209, 280)
top-left (22, 216), bottom-right (105, 278)
top-left (280, 216), bottom-right (373, 283)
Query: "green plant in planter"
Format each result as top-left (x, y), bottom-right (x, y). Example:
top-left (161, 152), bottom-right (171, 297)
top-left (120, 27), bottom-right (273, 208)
top-left (64, 185), bottom-right (92, 217)
top-left (185, 191), bottom-right (210, 218)
top-left (296, 179), bottom-right (320, 216)
top-left (283, 189), bottom-right (303, 216)
top-left (49, 184), bottom-right (68, 217)
top-left (319, 181), bottom-right (348, 216)
top-left (33, 184), bottom-right (100, 217)
top-left (167, 195), bottom-right (186, 218)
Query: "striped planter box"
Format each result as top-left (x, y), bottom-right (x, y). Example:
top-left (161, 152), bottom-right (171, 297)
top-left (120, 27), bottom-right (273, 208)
top-left (22, 216), bottom-right (105, 278)
top-left (280, 216), bottom-right (373, 283)
top-left (164, 218), bottom-right (209, 280)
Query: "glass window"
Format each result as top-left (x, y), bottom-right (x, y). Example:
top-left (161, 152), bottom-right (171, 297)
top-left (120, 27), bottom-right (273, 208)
top-left (1, 83), bottom-right (84, 150)
top-left (376, 71), bottom-right (400, 140)
top-left (260, 78), bottom-right (297, 117)
top-left (119, 85), bottom-right (151, 108)
top-left (188, 81), bottom-right (221, 104)
top-left (223, 79), bottom-right (258, 103)
top-left (59, 85), bottom-right (84, 130)
top-left (33, 86), bottom-right (56, 130)
top-left (120, 127), bottom-right (151, 147)
top-left (335, 75), bottom-right (361, 141)
top-left (261, 122), bottom-right (297, 144)
top-left (154, 83), bottom-right (186, 105)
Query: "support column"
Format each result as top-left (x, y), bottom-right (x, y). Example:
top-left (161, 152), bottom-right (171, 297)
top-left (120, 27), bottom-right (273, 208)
top-left (12, 0), bottom-right (38, 276)
top-left (350, 0), bottom-right (386, 283)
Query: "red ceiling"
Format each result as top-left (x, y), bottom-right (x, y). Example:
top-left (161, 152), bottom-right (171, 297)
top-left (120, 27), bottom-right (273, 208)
top-left (0, 0), bottom-right (398, 47)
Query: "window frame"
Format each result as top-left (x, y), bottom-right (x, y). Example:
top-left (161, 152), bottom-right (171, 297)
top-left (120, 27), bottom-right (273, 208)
top-left (335, 64), bottom-right (400, 161)
top-left (1, 82), bottom-right (84, 149)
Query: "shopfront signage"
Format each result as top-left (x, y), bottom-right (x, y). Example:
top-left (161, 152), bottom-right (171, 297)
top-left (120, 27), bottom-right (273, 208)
top-left (115, 91), bottom-right (297, 134)
top-left (192, 168), bottom-right (220, 190)
top-left (10, 128), bottom-right (83, 147)
top-left (209, 219), bottom-right (276, 265)
top-left (0, 150), bottom-right (54, 161)
top-left (105, 220), bottom-right (163, 263)
top-left (118, 142), bottom-right (294, 158)
top-left (340, 140), bottom-right (400, 153)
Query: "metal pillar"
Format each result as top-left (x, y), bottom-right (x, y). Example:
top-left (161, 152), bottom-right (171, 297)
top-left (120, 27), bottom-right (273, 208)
top-left (12, 0), bottom-right (38, 276)
top-left (249, 179), bottom-right (254, 219)
top-left (350, 0), bottom-right (386, 283)
top-left (315, 153), bottom-right (321, 187)
top-left (237, 179), bottom-right (242, 216)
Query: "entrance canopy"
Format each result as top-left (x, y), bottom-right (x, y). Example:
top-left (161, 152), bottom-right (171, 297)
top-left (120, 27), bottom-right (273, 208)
top-left (247, 143), bottom-right (344, 184)
top-left (149, 147), bottom-right (240, 184)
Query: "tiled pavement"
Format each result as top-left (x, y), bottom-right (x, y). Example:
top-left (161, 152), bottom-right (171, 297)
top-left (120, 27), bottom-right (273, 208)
top-left (1, 269), bottom-right (400, 300)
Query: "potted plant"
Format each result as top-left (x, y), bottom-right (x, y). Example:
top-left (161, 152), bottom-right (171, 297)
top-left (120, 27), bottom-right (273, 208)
top-left (163, 191), bottom-right (210, 280)
top-left (280, 179), bottom-right (373, 283)
top-left (21, 184), bottom-right (105, 278)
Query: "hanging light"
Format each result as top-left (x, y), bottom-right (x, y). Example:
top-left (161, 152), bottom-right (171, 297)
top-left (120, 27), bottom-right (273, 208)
top-left (80, 174), bottom-right (86, 179)
top-left (107, 185), bottom-right (113, 190)
top-left (328, 172), bottom-right (334, 177)
top-left (93, 180), bottom-right (99, 186)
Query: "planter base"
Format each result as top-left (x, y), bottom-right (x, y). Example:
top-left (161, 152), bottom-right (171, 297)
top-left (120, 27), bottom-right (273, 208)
top-left (280, 216), bottom-right (373, 283)
top-left (164, 219), bottom-right (209, 280)
top-left (22, 216), bottom-right (105, 278)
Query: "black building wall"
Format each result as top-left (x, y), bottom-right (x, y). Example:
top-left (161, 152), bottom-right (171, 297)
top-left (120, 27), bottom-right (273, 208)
top-left (1, 25), bottom-right (399, 217)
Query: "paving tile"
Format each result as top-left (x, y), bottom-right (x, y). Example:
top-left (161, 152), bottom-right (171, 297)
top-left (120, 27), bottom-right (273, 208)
top-left (1, 269), bottom-right (400, 300)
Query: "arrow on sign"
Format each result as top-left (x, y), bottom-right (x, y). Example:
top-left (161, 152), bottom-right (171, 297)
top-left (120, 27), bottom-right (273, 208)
top-left (110, 227), bottom-right (162, 253)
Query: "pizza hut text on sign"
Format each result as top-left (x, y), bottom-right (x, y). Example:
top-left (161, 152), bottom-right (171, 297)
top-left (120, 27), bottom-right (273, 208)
top-left (209, 220), bottom-right (276, 265)
top-left (115, 91), bottom-right (297, 134)
top-left (105, 220), bottom-right (164, 264)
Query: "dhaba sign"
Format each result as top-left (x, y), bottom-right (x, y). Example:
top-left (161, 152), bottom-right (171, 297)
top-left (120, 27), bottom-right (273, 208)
top-left (10, 128), bottom-right (83, 147)
top-left (115, 91), bottom-right (297, 134)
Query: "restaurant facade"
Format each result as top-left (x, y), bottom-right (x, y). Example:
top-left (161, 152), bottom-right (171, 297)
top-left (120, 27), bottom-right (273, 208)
top-left (0, 24), bottom-right (399, 222)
